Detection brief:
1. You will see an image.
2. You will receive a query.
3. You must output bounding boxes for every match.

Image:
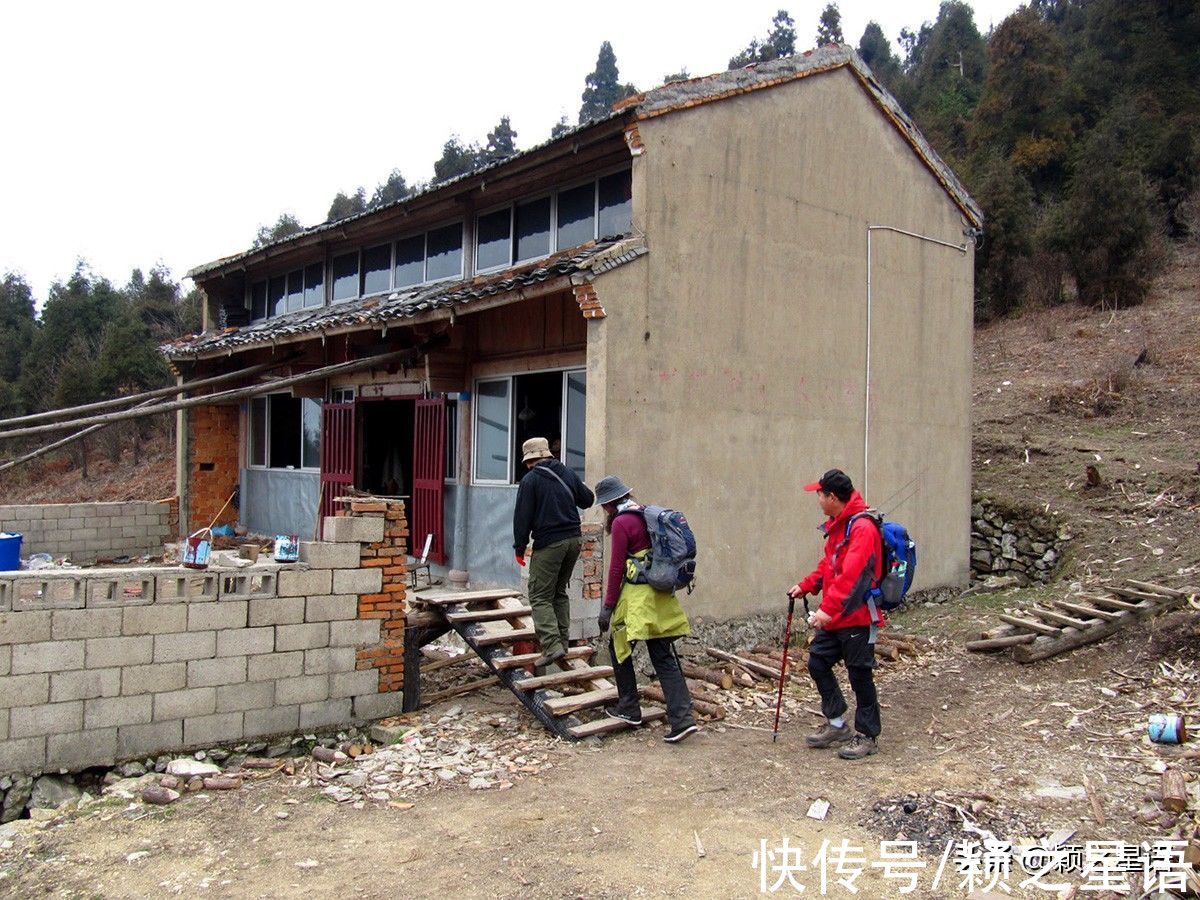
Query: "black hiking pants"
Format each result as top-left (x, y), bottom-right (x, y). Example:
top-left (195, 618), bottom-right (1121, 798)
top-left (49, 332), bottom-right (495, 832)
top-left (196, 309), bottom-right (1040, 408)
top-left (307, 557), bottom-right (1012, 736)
top-left (807, 626), bottom-right (881, 738)
top-left (610, 636), bottom-right (696, 731)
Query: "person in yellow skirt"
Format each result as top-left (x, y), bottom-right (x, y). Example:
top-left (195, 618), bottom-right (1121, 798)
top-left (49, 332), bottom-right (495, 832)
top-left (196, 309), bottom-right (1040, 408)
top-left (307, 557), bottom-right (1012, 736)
top-left (594, 475), bottom-right (697, 743)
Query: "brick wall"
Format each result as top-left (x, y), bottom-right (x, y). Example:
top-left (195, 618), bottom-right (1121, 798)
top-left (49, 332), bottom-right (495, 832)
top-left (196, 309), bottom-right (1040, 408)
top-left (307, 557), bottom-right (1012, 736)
top-left (188, 404), bottom-right (239, 534)
top-left (0, 502), bottom-right (408, 777)
top-left (0, 502), bottom-right (172, 564)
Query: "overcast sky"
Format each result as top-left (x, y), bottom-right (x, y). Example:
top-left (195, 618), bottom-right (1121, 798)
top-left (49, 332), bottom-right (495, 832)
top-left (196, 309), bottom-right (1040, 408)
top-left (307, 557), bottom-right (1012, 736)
top-left (1, 0), bottom-right (1021, 305)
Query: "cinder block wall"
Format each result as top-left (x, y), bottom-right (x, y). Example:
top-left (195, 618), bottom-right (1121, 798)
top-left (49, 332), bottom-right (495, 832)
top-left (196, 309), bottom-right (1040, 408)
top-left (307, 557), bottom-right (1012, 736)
top-left (0, 501), bottom-right (172, 564)
top-left (0, 502), bottom-right (408, 777)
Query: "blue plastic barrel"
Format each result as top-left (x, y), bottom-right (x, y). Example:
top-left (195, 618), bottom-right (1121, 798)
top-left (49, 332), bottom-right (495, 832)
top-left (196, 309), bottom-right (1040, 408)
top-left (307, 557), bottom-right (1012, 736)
top-left (0, 532), bottom-right (22, 571)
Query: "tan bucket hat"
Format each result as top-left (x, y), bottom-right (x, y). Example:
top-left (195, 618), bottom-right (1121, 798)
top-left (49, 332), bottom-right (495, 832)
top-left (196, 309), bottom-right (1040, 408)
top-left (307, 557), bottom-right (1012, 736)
top-left (521, 437), bottom-right (553, 463)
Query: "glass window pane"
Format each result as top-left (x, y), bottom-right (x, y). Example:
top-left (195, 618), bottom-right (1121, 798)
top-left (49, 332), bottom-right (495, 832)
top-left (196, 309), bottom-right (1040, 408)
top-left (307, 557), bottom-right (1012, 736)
top-left (598, 170), bottom-right (632, 238)
top-left (476, 208), bottom-right (511, 271)
top-left (444, 399), bottom-right (458, 481)
top-left (564, 371), bottom-right (586, 480)
top-left (394, 235), bottom-right (424, 288)
top-left (474, 379), bottom-right (509, 482)
top-left (251, 281), bottom-right (267, 320)
top-left (301, 398), bottom-right (321, 469)
top-left (556, 183), bottom-right (596, 250)
top-left (268, 394), bottom-right (301, 469)
top-left (304, 264), bottom-right (323, 307)
top-left (268, 276), bottom-right (287, 317)
top-left (331, 252), bottom-right (358, 301)
top-left (287, 269), bottom-right (304, 312)
top-left (361, 243), bottom-right (391, 295)
top-left (426, 224), bottom-right (463, 281)
top-left (249, 397), bottom-right (267, 466)
top-left (515, 197), bottom-right (551, 262)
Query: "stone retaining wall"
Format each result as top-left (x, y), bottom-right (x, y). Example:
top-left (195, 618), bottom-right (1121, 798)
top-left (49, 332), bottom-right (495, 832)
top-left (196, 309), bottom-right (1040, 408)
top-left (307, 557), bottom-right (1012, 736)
top-left (0, 501), bottom-right (173, 564)
top-left (969, 496), bottom-right (1071, 584)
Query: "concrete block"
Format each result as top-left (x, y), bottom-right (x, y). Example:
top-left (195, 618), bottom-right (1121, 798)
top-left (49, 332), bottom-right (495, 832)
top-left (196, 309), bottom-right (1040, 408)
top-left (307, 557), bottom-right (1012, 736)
top-left (303, 647), bottom-right (357, 676)
top-left (218, 572), bottom-right (277, 600)
top-left (353, 691), bottom-right (404, 721)
top-left (276, 623), bottom-right (329, 652)
top-left (154, 631), bottom-right (216, 663)
top-left (323, 516), bottom-right (384, 544)
top-left (0, 736), bottom-right (47, 775)
top-left (248, 597), bottom-right (304, 627)
top-left (243, 704), bottom-right (299, 739)
top-left (0, 646), bottom-right (9, 676)
top-left (0, 710), bottom-right (7, 741)
top-left (51, 608), bottom-right (123, 640)
top-left (85, 694), bottom-right (152, 729)
top-left (85, 575), bottom-right (154, 608)
top-left (299, 541), bottom-right (362, 569)
top-left (0, 580), bottom-right (12, 613)
top-left (0, 611), bottom-right (52, 645)
top-left (48, 728), bottom-right (116, 770)
top-left (0, 673), bottom-right (50, 709)
top-left (122, 604), bottom-right (187, 635)
top-left (332, 568), bottom-right (382, 596)
top-left (50, 668), bottom-right (121, 702)
top-left (183, 712), bottom-right (243, 746)
top-left (117, 720), bottom-right (182, 760)
top-left (121, 662), bottom-right (187, 696)
top-left (330, 669), bottom-right (379, 699)
top-left (305, 595), bottom-right (358, 623)
top-left (12, 640), bottom-right (85, 674)
top-left (187, 655), bottom-right (246, 688)
top-left (154, 686), bottom-right (216, 721)
top-left (277, 569), bottom-right (332, 598)
top-left (13, 577), bottom-right (84, 611)
top-left (156, 572), bottom-right (217, 603)
top-left (216, 680), bottom-right (273, 713)
top-left (10, 701), bottom-right (83, 738)
top-left (330, 619), bottom-right (381, 647)
top-left (246, 651), bottom-right (303, 682)
top-left (299, 698), bottom-right (352, 730)
top-left (275, 674), bottom-right (329, 706)
top-left (187, 600), bottom-right (247, 632)
top-left (216, 627), bottom-right (274, 658)
top-left (85, 635), bottom-right (152, 669)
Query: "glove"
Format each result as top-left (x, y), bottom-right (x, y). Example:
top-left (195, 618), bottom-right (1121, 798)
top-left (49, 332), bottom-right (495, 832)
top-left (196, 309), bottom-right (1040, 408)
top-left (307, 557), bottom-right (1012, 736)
top-left (515, 554), bottom-right (526, 567)
top-left (598, 607), bottom-right (612, 632)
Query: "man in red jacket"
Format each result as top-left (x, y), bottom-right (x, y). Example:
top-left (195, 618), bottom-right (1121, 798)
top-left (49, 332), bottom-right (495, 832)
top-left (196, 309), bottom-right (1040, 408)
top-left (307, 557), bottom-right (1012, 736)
top-left (789, 469), bottom-right (884, 760)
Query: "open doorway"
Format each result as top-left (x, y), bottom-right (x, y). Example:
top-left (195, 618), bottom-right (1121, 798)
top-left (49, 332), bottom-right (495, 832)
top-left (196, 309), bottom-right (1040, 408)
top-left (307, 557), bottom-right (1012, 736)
top-left (513, 371), bottom-right (566, 482)
top-left (359, 399), bottom-right (414, 543)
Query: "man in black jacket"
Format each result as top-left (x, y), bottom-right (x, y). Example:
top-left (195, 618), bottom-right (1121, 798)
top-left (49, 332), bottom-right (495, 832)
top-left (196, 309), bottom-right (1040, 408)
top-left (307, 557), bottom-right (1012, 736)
top-left (513, 437), bottom-right (595, 666)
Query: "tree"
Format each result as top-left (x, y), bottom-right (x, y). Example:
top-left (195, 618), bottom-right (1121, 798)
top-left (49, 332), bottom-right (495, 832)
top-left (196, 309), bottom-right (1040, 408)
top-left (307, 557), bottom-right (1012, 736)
top-left (370, 170), bottom-right (411, 208)
top-left (253, 213), bottom-right (305, 247)
top-left (432, 136), bottom-right (480, 184)
top-left (326, 189), bottom-right (367, 222)
top-left (971, 152), bottom-right (1036, 318)
top-left (550, 116), bottom-right (572, 139)
top-left (0, 274), bottom-right (36, 384)
top-left (95, 309), bottom-right (170, 397)
top-left (579, 42), bottom-right (636, 122)
top-left (730, 10), bottom-right (797, 68)
top-left (857, 22), bottom-right (903, 92)
top-left (661, 68), bottom-right (690, 85)
top-left (816, 4), bottom-right (843, 45)
top-left (481, 116), bottom-right (519, 167)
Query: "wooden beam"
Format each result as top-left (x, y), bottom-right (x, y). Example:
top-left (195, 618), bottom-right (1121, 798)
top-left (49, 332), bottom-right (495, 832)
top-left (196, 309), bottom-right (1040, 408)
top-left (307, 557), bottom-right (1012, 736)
top-left (490, 646), bottom-right (594, 670)
top-left (412, 589), bottom-right (523, 607)
top-left (568, 707), bottom-right (666, 738)
top-left (966, 633), bottom-right (1037, 652)
top-left (472, 626), bottom-right (537, 647)
top-left (1109, 585), bottom-right (1175, 604)
top-left (545, 687), bottom-right (621, 716)
top-left (445, 605), bottom-right (534, 623)
top-left (1029, 607), bottom-right (1097, 630)
top-left (1054, 601), bottom-right (1122, 622)
top-left (513, 665), bottom-right (615, 691)
top-left (997, 613), bottom-right (1063, 637)
top-left (1081, 594), bottom-right (1141, 612)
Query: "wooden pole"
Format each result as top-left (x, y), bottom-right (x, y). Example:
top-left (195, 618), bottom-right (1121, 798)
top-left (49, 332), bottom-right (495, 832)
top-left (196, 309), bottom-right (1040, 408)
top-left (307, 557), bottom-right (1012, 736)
top-left (680, 660), bottom-right (733, 690)
top-left (0, 397), bottom-right (165, 474)
top-left (641, 684), bottom-right (725, 720)
top-left (705, 647), bottom-right (779, 680)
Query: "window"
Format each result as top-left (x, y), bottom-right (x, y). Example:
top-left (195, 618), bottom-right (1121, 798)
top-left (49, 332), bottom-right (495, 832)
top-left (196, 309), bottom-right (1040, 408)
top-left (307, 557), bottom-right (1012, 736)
top-left (515, 196), bottom-right (552, 262)
top-left (286, 270), bottom-right (304, 313)
top-left (444, 398), bottom-right (458, 483)
top-left (249, 394), bottom-right (321, 471)
top-left (361, 243), bottom-right (391, 296)
top-left (426, 223), bottom-right (464, 281)
top-left (564, 371), bottom-right (586, 480)
top-left (251, 281), bottom-right (268, 321)
top-left (331, 252), bottom-right (358, 302)
top-left (476, 208), bottom-right (512, 272)
top-left (472, 370), bottom-right (585, 484)
top-left (250, 263), bottom-right (324, 321)
top-left (597, 170), bottom-right (632, 238)
top-left (473, 379), bottom-right (510, 483)
top-left (268, 276), bottom-right (287, 318)
top-left (303, 264), bottom-right (324, 307)
top-left (394, 235), bottom-right (424, 288)
top-left (556, 182), bottom-right (596, 250)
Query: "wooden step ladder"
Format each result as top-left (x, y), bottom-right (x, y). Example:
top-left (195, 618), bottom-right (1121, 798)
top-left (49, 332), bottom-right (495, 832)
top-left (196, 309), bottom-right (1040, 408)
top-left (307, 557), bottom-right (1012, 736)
top-left (407, 588), bottom-right (665, 740)
top-left (966, 579), bottom-right (1196, 662)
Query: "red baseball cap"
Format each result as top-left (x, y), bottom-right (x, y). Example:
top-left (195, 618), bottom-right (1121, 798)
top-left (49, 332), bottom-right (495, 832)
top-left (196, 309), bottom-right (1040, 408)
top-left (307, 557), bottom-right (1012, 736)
top-left (804, 469), bottom-right (854, 495)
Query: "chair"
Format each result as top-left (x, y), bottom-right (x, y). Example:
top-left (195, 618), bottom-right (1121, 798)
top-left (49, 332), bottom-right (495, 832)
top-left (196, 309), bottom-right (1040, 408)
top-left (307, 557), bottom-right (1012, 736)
top-left (408, 533), bottom-right (433, 588)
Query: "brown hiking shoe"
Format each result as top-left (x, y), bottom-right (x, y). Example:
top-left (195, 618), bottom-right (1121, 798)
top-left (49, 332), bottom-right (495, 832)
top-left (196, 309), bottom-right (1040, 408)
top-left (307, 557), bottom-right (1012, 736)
top-left (532, 647), bottom-right (566, 668)
top-left (838, 735), bottom-right (878, 760)
top-left (805, 723), bottom-right (852, 748)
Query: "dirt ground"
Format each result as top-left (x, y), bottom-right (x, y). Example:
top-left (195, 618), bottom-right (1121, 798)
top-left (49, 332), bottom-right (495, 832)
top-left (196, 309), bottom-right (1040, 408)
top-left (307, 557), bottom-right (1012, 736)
top-left (1, 249), bottom-right (1198, 898)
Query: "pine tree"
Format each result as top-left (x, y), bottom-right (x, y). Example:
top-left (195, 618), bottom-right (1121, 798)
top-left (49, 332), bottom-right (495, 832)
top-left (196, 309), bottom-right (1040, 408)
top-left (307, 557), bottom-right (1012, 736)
top-left (579, 42), bottom-right (632, 123)
top-left (729, 10), bottom-right (797, 68)
top-left (432, 136), bottom-right (480, 184)
top-left (370, 170), bottom-right (410, 208)
top-left (481, 117), bottom-right (518, 166)
top-left (816, 4), bottom-right (843, 45)
top-left (857, 22), bottom-right (903, 92)
top-left (550, 116), bottom-right (572, 139)
top-left (253, 213), bottom-right (305, 246)
top-left (325, 190), bottom-right (367, 222)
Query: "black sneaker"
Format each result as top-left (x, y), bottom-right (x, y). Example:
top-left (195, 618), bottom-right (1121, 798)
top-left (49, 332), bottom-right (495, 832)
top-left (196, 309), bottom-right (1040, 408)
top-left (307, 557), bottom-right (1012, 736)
top-left (605, 707), bottom-right (642, 726)
top-left (663, 723), bottom-right (699, 744)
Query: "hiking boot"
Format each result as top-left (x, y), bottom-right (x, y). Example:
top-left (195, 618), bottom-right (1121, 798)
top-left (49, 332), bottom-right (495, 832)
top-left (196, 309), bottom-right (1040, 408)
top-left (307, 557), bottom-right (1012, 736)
top-left (663, 723), bottom-right (699, 744)
top-left (605, 707), bottom-right (643, 726)
top-left (838, 735), bottom-right (878, 760)
top-left (805, 723), bottom-right (852, 748)
top-left (532, 647), bottom-right (566, 668)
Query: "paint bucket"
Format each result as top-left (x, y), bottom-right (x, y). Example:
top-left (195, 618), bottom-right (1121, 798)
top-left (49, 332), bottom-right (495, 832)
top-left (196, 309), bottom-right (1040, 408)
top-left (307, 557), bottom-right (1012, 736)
top-left (0, 532), bottom-right (22, 572)
top-left (183, 529), bottom-right (212, 569)
top-left (273, 535), bottom-right (299, 563)
top-left (1149, 714), bottom-right (1187, 744)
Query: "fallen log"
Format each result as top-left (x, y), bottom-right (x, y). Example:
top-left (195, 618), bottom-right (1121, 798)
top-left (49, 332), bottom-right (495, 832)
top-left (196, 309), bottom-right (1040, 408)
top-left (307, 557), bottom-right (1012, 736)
top-left (875, 643), bottom-right (901, 661)
top-left (705, 647), bottom-right (778, 680)
top-left (685, 677), bottom-right (720, 696)
top-left (966, 634), bottom-right (1037, 652)
top-left (642, 684), bottom-right (725, 720)
top-left (203, 776), bottom-right (242, 791)
top-left (312, 746), bottom-right (347, 764)
top-left (1163, 768), bottom-right (1189, 813)
top-left (680, 660), bottom-right (732, 690)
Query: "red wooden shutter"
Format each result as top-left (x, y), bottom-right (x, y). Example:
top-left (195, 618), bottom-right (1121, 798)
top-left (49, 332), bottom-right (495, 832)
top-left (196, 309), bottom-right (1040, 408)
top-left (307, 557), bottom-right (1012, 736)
top-left (412, 397), bottom-right (447, 564)
top-left (319, 402), bottom-right (356, 538)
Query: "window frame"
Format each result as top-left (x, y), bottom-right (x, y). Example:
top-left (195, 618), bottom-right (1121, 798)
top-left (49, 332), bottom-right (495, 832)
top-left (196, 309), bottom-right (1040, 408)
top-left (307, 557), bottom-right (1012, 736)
top-left (330, 250), bottom-right (361, 303)
top-left (471, 376), bottom-right (513, 486)
top-left (513, 192), bottom-right (555, 266)
top-left (444, 397), bottom-right (459, 485)
top-left (359, 242), bottom-right (394, 299)
top-left (473, 202), bottom-right (516, 276)
top-left (422, 220), bottom-right (467, 285)
top-left (246, 392), bottom-right (322, 473)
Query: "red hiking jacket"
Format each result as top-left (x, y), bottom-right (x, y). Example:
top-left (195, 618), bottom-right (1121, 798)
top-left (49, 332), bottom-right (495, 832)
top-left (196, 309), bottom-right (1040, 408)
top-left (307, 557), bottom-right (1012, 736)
top-left (797, 491), bottom-right (885, 630)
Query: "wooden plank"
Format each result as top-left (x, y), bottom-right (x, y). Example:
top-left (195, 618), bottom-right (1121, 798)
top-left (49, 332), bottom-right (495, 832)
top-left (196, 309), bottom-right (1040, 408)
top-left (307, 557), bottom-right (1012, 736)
top-left (997, 613), bottom-right (1062, 637)
top-left (1029, 607), bottom-right (1096, 630)
top-left (490, 646), bottom-right (595, 670)
top-left (1054, 600), bottom-right (1122, 622)
top-left (445, 605), bottom-right (534, 623)
top-left (568, 707), bottom-right (666, 738)
top-left (1109, 585), bottom-right (1174, 604)
top-left (513, 665), bottom-right (615, 691)
top-left (473, 626), bottom-right (537, 647)
top-left (413, 589), bottom-right (523, 607)
top-left (1081, 594), bottom-right (1141, 612)
top-left (1126, 580), bottom-right (1197, 598)
top-left (545, 687), bottom-right (620, 716)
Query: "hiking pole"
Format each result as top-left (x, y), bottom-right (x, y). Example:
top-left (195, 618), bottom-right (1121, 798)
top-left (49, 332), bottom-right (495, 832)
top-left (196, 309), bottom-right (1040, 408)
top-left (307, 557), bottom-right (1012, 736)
top-left (772, 593), bottom-right (798, 743)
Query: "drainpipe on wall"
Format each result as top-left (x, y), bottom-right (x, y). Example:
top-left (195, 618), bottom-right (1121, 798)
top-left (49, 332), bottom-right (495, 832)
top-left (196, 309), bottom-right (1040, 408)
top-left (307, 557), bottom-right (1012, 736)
top-left (864, 225), bottom-right (971, 498)
top-left (174, 373), bottom-right (188, 539)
